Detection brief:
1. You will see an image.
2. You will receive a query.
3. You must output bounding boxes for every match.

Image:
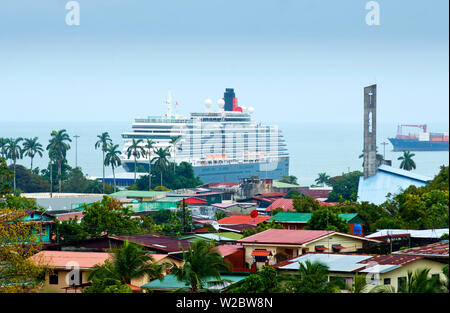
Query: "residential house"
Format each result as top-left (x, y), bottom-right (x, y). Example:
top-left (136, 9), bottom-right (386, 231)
top-left (236, 229), bottom-right (381, 269)
top-left (179, 232), bottom-right (243, 245)
top-left (366, 228), bottom-right (449, 250)
top-left (268, 212), bottom-right (366, 235)
top-left (30, 250), bottom-right (179, 293)
top-left (213, 244), bottom-right (247, 271)
top-left (274, 252), bottom-right (447, 292)
top-left (212, 202), bottom-right (257, 214)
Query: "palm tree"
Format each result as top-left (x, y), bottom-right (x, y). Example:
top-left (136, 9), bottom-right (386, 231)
top-left (398, 150), bottom-right (416, 171)
top-left (22, 137), bottom-right (44, 171)
top-left (349, 273), bottom-right (368, 293)
top-left (95, 132), bottom-right (112, 193)
top-left (152, 147), bottom-right (170, 187)
top-left (47, 130), bottom-right (71, 193)
top-left (281, 260), bottom-right (337, 293)
top-left (88, 240), bottom-right (166, 287)
top-left (0, 137), bottom-right (8, 159)
top-left (315, 173), bottom-right (330, 187)
top-left (171, 240), bottom-right (231, 292)
top-left (359, 149), bottom-right (385, 167)
top-left (104, 144), bottom-right (122, 192)
top-left (143, 139), bottom-right (155, 191)
top-left (126, 138), bottom-right (145, 183)
top-left (4, 138), bottom-right (23, 193)
top-left (169, 136), bottom-right (182, 172)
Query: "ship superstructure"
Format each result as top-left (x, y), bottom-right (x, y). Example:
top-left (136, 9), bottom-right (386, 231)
top-left (120, 88), bottom-right (289, 183)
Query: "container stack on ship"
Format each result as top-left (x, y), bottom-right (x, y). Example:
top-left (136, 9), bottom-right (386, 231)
top-left (388, 124), bottom-right (449, 151)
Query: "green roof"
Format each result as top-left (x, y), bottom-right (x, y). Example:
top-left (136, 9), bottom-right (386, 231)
top-left (141, 274), bottom-right (248, 291)
top-left (268, 212), bottom-right (312, 223)
top-left (269, 212), bottom-right (364, 223)
top-left (272, 181), bottom-right (301, 188)
top-left (109, 190), bottom-right (166, 198)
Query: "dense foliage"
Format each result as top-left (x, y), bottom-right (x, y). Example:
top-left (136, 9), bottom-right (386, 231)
top-left (327, 171), bottom-right (362, 202)
top-left (133, 162), bottom-right (203, 191)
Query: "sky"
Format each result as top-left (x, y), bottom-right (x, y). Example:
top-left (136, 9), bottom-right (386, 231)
top-left (0, 0), bottom-right (448, 125)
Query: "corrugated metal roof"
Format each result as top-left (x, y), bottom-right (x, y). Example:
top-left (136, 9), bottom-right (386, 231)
top-left (367, 229), bottom-right (449, 239)
top-left (277, 254), bottom-right (372, 272)
top-left (357, 166), bottom-right (430, 205)
top-left (217, 215), bottom-right (271, 226)
top-left (272, 181), bottom-right (301, 188)
top-left (141, 274), bottom-right (248, 290)
top-left (268, 212), bottom-right (361, 223)
top-left (237, 229), bottom-right (334, 245)
top-left (110, 190), bottom-right (167, 198)
top-left (393, 241), bottom-right (449, 257)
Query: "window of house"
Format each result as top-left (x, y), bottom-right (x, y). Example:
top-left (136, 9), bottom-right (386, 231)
top-left (49, 273), bottom-right (58, 285)
top-left (398, 277), bottom-right (407, 290)
top-left (383, 278), bottom-right (391, 285)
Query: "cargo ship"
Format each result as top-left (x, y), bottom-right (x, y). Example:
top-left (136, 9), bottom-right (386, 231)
top-left (388, 124), bottom-right (449, 151)
top-left (120, 88), bottom-right (290, 183)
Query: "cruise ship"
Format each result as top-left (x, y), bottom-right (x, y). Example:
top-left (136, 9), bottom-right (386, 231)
top-left (120, 88), bottom-right (289, 184)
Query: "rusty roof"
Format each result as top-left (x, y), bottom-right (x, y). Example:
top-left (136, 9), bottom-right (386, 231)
top-left (393, 241), bottom-right (449, 258)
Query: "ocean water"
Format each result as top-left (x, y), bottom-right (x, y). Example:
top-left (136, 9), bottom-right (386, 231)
top-left (0, 120), bottom-right (448, 186)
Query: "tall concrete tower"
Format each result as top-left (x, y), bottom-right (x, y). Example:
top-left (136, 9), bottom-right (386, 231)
top-left (363, 84), bottom-right (377, 179)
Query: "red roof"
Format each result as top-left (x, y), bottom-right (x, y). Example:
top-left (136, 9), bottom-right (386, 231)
top-left (214, 244), bottom-right (244, 257)
top-left (357, 254), bottom-right (423, 267)
top-left (265, 199), bottom-right (295, 212)
top-left (238, 229), bottom-right (334, 245)
top-left (217, 215), bottom-right (271, 226)
top-left (316, 200), bottom-right (338, 206)
top-left (55, 212), bottom-right (84, 222)
top-left (183, 197), bottom-right (207, 204)
top-left (126, 284), bottom-right (142, 292)
top-left (31, 251), bottom-right (112, 268)
top-left (393, 242), bottom-right (449, 258)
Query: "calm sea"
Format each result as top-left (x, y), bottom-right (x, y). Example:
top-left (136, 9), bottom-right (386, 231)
top-left (0, 120), bottom-right (448, 186)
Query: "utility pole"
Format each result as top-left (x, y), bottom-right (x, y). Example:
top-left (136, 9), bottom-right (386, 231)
top-left (74, 135), bottom-right (80, 168)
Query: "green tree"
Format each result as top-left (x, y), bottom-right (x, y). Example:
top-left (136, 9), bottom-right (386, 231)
top-left (11, 164), bottom-right (50, 193)
top-left (0, 208), bottom-right (48, 292)
top-left (348, 273), bottom-right (368, 293)
top-left (152, 147), bottom-right (170, 187)
top-left (279, 175), bottom-right (298, 185)
top-left (171, 240), bottom-right (231, 292)
top-left (85, 240), bottom-right (166, 292)
top-left (104, 144), bottom-right (122, 192)
top-left (0, 138), bottom-right (8, 159)
top-left (284, 190), bottom-right (302, 199)
top-left (398, 150), bottom-right (416, 171)
top-left (315, 173), bottom-right (330, 187)
top-left (22, 137), bottom-right (43, 171)
top-left (4, 138), bottom-right (23, 194)
top-left (292, 194), bottom-right (321, 212)
top-left (306, 207), bottom-right (349, 233)
top-left (143, 139), bottom-right (155, 191)
top-left (126, 138), bottom-right (145, 183)
top-left (282, 260), bottom-right (337, 293)
top-left (47, 130), bottom-right (71, 193)
top-left (230, 267), bottom-right (279, 293)
top-left (95, 132), bottom-right (112, 193)
top-left (327, 171), bottom-right (362, 202)
top-left (0, 158), bottom-right (13, 196)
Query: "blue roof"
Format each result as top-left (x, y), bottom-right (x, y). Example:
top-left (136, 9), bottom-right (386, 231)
top-left (357, 165), bottom-right (430, 205)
